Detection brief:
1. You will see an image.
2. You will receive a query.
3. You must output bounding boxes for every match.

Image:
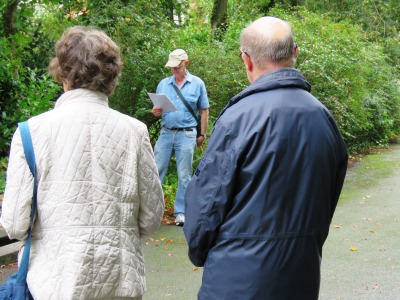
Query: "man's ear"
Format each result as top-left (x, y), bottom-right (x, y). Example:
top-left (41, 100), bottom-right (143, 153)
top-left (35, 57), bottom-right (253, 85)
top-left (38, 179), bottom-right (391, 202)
top-left (294, 46), bottom-right (299, 58)
top-left (184, 60), bottom-right (190, 67)
top-left (243, 53), bottom-right (253, 72)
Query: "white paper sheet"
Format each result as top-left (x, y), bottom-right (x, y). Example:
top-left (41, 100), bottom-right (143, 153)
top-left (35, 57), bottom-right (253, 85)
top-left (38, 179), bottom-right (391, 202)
top-left (147, 93), bottom-right (177, 112)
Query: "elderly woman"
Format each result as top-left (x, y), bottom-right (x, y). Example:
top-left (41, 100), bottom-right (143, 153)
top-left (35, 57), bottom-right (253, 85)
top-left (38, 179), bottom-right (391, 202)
top-left (0, 26), bottom-right (164, 300)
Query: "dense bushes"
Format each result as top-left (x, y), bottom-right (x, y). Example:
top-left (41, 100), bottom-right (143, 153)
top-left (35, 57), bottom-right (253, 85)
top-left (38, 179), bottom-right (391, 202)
top-left (0, 37), bottom-right (60, 158)
top-left (272, 8), bottom-right (400, 153)
top-left (0, 1), bottom-right (399, 197)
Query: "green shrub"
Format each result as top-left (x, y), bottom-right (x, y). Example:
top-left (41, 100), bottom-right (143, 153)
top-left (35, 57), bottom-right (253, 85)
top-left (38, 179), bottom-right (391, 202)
top-left (0, 157), bottom-right (7, 194)
top-left (269, 7), bottom-right (400, 153)
top-left (0, 35), bottom-right (61, 157)
top-left (0, 64), bottom-right (60, 157)
top-left (1, 1), bottom-right (399, 212)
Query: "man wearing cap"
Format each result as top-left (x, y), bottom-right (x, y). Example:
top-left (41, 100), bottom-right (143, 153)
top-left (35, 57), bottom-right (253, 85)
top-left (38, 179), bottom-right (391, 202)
top-left (152, 49), bottom-right (209, 226)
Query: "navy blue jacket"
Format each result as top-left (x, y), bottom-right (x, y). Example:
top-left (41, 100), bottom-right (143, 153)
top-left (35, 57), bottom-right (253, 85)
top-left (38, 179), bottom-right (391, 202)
top-left (183, 68), bottom-right (348, 300)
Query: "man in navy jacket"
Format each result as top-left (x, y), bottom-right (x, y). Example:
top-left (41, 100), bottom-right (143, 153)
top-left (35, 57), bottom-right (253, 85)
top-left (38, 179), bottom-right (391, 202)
top-left (183, 16), bottom-right (348, 299)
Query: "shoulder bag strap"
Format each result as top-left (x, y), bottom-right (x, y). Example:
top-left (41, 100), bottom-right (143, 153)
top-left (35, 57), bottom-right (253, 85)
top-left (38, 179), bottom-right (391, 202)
top-left (172, 85), bottom-right (199, 123)
top-left (16, 121), bottom-right (37, 284)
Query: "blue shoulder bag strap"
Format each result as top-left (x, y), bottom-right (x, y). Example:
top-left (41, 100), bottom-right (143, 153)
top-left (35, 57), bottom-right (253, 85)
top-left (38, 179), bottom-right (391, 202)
top-left (16, 121), bottom-right (37, 285)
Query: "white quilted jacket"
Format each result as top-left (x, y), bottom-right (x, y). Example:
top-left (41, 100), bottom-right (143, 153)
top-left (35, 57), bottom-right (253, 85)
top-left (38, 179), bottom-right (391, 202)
top-left (0, 89), bottom-right (164, 300)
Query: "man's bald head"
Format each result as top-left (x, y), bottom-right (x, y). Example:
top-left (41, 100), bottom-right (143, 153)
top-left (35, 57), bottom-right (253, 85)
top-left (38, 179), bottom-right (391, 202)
top-left (240, 16), bottom-right (296, 71)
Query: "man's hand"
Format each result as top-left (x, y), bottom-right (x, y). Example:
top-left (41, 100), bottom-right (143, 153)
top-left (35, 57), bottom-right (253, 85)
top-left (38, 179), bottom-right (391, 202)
top-left (152, 106), bottom-right (163, 117)
top-left (196, 135), bottom-right (205, 147)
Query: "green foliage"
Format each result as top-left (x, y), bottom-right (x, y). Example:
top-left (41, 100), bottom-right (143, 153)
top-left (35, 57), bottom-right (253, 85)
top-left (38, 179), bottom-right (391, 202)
top-left (177, 39), bottom-right (247, 119)
top-left (1, 0), bottom-right (400, 210)
top-left (0, 66), bottom-right (60, 157)
top-left (58, 1), bottom-right (178, 130)
top-left (300, 0), bottom-right (399, 39)
top-left (0, 157), bottom-right (7, 194)
top-left (0, 1), bottom-right (61, 157)
top-left (298, 0), bottom-right (400, 73)
top-left (267, 7), bottom-right (400, 153)
top-left (0, 35), bottom-right (60, 157)
top-left (161, 162), bottom-right (178, 215)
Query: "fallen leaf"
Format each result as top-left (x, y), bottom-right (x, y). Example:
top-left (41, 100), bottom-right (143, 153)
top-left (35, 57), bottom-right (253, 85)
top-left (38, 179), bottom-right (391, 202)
top-left (192, 267), bottom-right (199, 271)
top-left (333, 225), bottom-right (341, 228)
top-left (373, 283), bottom-right (380, 289)
top-left (370, 230), bottom-right (376, 234)
top-left (167, 253), bottom-right (172, 257)
top-left (350, 247), bottom-right (358, 251)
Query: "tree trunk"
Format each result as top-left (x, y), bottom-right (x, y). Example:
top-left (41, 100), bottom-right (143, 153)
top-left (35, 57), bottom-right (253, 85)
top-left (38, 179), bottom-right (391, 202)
top-left (211, 0), bottom-right (228, 40)
top-left (2, 0), bottom-right (19, 38)
top-left (167, 0), bottom-right (174, 23)
top-left (2, 0), bottom-right (20, 62)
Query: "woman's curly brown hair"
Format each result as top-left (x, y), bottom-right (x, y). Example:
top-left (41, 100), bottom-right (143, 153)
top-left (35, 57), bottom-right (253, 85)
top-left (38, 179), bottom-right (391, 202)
top-left (48, 26), bottom-right (123, 96)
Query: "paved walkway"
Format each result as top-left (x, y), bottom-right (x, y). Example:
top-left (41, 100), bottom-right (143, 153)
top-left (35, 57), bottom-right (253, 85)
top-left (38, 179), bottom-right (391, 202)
top-left (319, 145), bottom-right (400, 300)
top-left (143, 144), bottom-right (400, 299)
top-left (1, 145), bottom-right (399, 299)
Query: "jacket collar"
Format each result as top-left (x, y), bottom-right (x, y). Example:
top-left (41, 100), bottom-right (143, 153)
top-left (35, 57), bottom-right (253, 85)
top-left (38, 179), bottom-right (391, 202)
top-left (55, 88), bottom-right (109, 108)
top-left (218, 68), bottom-right (311, 119)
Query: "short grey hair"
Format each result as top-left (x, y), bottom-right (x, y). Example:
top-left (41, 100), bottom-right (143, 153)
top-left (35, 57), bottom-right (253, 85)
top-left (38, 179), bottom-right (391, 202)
top-left (240, 17), bottom-right (296, 69)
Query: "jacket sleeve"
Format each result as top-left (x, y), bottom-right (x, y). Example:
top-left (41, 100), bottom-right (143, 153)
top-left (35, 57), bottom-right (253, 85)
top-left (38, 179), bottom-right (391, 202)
top-left (331, 125), bottom-right (349, 220)
top-left (0, 128), bottom-right (34, 240)
top-left (137, 127), bottom-right (165, 237)
top-left (183, 120), bottom-right (236, 266)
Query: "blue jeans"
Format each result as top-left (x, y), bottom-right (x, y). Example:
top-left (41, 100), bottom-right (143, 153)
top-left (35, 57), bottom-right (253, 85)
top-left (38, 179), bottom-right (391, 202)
top-left (154, 127), bottom-right (196, 215)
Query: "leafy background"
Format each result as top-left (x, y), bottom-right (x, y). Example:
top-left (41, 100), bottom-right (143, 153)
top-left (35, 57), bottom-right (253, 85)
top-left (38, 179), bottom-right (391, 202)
top-left (1, 0), bottom-right (399, 209)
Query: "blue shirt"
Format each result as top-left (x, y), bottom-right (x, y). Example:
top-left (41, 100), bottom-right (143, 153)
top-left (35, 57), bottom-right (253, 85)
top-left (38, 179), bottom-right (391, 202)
top-left (156, 70), bottom-right (209, 128)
